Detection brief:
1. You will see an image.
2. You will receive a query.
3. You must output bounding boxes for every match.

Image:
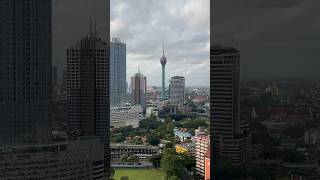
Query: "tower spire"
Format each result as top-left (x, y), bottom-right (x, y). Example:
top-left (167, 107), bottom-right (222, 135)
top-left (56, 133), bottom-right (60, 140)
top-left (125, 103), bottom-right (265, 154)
top-left (94, 19), bottom-right (97, 37)
top-left (162, 41), bottom-right (165, 56)
top-left (90, 17), bottom-right (93, 37)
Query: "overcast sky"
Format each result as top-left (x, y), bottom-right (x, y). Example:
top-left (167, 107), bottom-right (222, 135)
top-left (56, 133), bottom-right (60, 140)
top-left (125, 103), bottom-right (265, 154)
top-left (111, 0), bottom-right (210, 86)
top-left (53, 0), bottom-right (320, 85)
top-left (213, 0), bottom-right (320, 79)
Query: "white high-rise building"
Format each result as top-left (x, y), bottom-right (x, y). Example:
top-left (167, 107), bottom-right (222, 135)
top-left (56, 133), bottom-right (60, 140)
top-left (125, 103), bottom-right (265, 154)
top-left (169, 76), bottom-right (185, 105)
top-left (110, 38), bottom-right (126, 106)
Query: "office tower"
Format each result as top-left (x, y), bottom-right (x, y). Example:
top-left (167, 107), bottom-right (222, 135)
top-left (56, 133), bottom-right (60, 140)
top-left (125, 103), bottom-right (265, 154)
top-left (52, 66), bottom-right (58, 91)
top-left (211, 45), bottom-right (249, 165)
top-left (110, 38), bottom-right (126, 106)
top-left (62, 69), bottom-right (67, 92)
top-left (195, 135), bottom-right (210, 177)
top-left (0, 0), bottom-right (52, 145)
top-left (160, 47), bottom-right (167, 100)
top-left (169, 76), bottom-right (185, 105)
top-left (131, 71), bottom-right (147, 110)
top-left (66, 26), bottom-right (109, 162)
top-left (0, 137), bottom-right (105, 179)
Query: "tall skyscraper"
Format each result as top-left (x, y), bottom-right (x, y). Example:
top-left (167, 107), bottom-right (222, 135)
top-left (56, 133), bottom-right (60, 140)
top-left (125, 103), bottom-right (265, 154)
top-left (110, 38), bottom-right (126, 106)
top-left (211, 45), bottom-right (249, 165)
top-left (160, 47), bottom-right (167, 100)
top-left (0, 0), bottom-right (52, 145)
top-left (62, 69), bottom-right (67, 92)
top-left (52, 66), bottom-right (58, 92)
top-left (66, 26), bottom-right (109, 163)
top-left (131, 71), bottom-right (147, 110)
top-left (169, 76), bottom-right (185, 105)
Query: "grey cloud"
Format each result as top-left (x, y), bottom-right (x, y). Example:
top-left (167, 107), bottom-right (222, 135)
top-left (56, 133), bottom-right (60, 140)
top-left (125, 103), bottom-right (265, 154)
top-left (112, 0), bottom-right (210, 86)
top-left (53, 0), bottom-right (108, 80)
top-left (213, 0), bottom-right (320, 79)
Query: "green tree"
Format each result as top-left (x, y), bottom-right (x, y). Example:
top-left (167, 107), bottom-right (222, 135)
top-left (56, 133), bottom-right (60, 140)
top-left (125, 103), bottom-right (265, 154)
top-left (149, 154), bottom-right (162, 168)
top-left (121, 154), bottom-right (129, 163)
top-left (108, 168), bottom-right (115, 180)
top-left (146, 135), bottom-right (160, 146)
top-left (161, 152), bottom-right (186, 179)
top-left (181, 153), bottom-right (196, 171)
top-left (127, 155), bottom-right (139, 165)
top-left (111, 133), bottom-right (126, 143)
top-left (182, 118), bottom-right (208, 129)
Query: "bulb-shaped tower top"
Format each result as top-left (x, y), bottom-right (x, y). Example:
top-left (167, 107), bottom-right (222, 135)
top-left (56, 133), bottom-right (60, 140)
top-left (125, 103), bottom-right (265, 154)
top-left (160, 44), bottom-right (167, 65)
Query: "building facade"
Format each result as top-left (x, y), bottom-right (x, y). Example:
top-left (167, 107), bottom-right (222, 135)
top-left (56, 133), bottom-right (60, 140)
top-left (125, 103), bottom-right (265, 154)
top-left (131, 71), bottom-right (147, 110)
top-left (111, 143), bottom-right (159, 160)
top-left (0, 0), bottom-right (52, 146)
top-left (211, 45), bottom-right (250, 165)
top-left (111, 105), bottom-right (144, 128)
top-left (0, 137), bottom-right (105, 179)
top-left (205, 148), bottom-right (211, 180)
top-left (195, 135), bottom-right (210, 177)
top-left (110, 38), bottom-right (126, 106)
top-left (169, 76), bottom-right (185, 105)
top-left (66, 30), bottom-right (109, 165)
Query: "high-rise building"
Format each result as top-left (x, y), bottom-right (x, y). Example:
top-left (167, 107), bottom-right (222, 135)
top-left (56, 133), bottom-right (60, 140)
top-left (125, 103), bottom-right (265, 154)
top-left (131, 71), bottom-right (147, 110)
top-left (0, 0), bottom-right (52, 145)
top-left (66, 27), bottom-right (109, 163)
top-left (160, 47), bottom-right (167, 100)
top-left (195, 135), bottom-right (210, 177)
top-left (110, 38), bottom-right (126, 106)
top-left (52, 66), bottom-right (58, 92)
top-left (204, 148), bottom-right (211, 180)
top-left (210, 45), bottom-right (250, 165)
top-left (62, 69), bottom-right (67, 92)
top-left (169, 76), bottom-right (185, 105)
top-left (0, 137), bottom-right (105, 179)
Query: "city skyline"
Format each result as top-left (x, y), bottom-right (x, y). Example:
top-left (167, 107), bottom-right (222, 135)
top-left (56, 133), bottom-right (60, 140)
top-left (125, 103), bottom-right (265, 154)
top-left (111, 0), bottom-right (210, 86)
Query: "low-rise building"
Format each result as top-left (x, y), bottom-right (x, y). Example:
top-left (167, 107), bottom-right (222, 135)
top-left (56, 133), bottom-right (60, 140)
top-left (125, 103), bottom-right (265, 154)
top-left (0, 137), bottom-right (105, 179)
top-left (146, 107), bottom-right (159, 118)
top-left (111, 105), bottom-right (144, 128)
top-left (174, 127), bottom-right (192, 142)
top-left (175, 143), bottom-right (195, 154)
top-left (110, 143), bottom-right (159, 160)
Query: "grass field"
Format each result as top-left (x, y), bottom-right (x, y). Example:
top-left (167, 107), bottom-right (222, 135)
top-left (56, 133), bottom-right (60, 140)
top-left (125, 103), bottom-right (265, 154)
top-left (114, 168), bottom-right (166, 180)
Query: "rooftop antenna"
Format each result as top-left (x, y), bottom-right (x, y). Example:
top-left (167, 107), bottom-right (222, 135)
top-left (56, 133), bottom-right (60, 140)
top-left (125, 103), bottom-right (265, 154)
top-left (94, 18), bottom-right (97, 38)
top-left (90, 17), bottom-right (93, 37)
top-left (162, 41), bottom-right (165, 56)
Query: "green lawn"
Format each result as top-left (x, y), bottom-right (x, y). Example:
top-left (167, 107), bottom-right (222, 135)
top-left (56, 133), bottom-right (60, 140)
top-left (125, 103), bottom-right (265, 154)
top-left (114, 168), bottom-right (166, 180)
